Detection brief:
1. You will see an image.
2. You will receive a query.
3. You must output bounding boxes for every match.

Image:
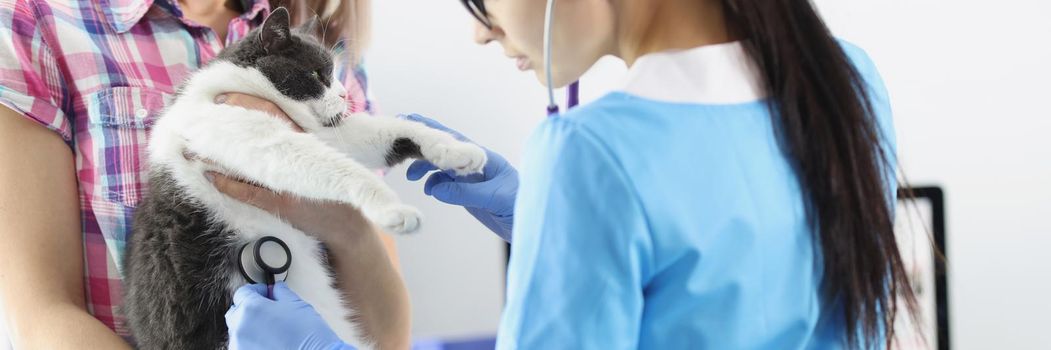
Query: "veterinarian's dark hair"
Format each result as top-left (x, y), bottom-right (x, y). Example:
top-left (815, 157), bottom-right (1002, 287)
top-left (720, 0), bottom-right (918, 348)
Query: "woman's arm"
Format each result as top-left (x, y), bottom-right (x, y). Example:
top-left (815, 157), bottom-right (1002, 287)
top-left (379, 234), bottom-right (402, 271)
top-left (0, 106), bottom-right (132, 349)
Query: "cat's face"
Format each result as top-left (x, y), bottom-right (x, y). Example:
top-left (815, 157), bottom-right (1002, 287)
top-left (218, 8), bottom-right (347, 127)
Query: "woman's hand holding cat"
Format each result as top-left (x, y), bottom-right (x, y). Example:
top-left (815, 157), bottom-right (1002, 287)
top-left (400, 114), bottom-right (519, 242)
top-left (214, 93), bottom-right (304, 131)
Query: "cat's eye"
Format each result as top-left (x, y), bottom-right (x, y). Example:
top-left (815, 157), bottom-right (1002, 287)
top-left (311, 71), bottom-right (320, 79)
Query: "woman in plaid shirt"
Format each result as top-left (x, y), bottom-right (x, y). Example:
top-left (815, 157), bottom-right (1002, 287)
top-left (0, 0), bottom-right (410, 348)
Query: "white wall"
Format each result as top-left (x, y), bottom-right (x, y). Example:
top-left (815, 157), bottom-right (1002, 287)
top-left (812, 1), bottom-right (1051, 348)
top-left (372, 1), bottom-right (1051, 348)
top-left (367, 1), bottom-right (529, 340)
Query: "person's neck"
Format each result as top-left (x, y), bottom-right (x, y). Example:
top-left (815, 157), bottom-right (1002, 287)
top-left (615, 0), bottom-right (734, 66)
top-left (178, 0), bottom-right (241, 41)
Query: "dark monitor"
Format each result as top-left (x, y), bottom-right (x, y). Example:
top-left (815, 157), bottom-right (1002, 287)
top-left (895, 186), bottom-right (950, 350)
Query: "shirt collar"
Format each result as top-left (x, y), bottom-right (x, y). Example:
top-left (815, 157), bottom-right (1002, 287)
top-left (100, 0), bottom-right (271, 33)
top-left (98, 0), bottom-right (154, 33)
top-left (619, 41), bottom-right (766, 105)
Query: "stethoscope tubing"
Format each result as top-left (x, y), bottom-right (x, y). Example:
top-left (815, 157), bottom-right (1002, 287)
top-left (544, 0), bottom-right (580, 116)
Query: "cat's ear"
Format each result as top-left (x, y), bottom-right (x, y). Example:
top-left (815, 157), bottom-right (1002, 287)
top-left (261, 7), bottom-right (292, 53)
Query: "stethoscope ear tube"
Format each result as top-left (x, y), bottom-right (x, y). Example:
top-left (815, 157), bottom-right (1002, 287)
top-left (543, 0), bottom-right (580, 117)
top-left (543, 0), bottom-right (558, 112)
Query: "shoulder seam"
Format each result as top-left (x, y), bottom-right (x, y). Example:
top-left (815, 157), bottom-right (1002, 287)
top-left (26, 0), bottom-right (57, 49)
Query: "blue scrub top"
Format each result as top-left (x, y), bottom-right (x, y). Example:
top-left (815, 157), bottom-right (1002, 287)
top-left (497, 41), bottom-right (896, 349)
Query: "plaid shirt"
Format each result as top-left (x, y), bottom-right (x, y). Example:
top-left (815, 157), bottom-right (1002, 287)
top-left (0, 0), bottom-right (371, 337)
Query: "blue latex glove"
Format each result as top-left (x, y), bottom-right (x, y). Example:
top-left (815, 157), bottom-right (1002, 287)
top-left (400, 114), bottom-right (518, 242)
top-left (225, 283), bottom-right (356, 350)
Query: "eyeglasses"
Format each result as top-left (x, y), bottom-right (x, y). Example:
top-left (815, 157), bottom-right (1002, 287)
top-left (460, 0), bottom-right (493, 29)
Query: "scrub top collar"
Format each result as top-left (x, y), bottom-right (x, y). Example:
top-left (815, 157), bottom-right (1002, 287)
top-left (620, 41), bottom-right (766, 105)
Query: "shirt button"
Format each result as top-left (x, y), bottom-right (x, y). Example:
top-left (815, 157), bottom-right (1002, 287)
top-left (136, 109), bottom-right (149, 118)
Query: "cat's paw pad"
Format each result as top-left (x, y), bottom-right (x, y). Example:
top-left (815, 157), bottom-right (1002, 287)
top-left (374, 204), bottom-right (422, 234)
top-left (426, 142), bottom-right (487, 176)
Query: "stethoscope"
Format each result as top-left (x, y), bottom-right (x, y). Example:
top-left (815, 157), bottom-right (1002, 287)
top-left (544, 0), bottom-right (580, 116)
top-left (238, 236), bottom-right (292, 299)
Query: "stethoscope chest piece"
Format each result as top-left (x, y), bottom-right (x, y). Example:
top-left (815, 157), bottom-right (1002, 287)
top-left (238, 236), bottom-right (291, 285)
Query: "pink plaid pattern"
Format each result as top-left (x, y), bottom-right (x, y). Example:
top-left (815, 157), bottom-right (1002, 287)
top-left (0, 0), bottom-right (371, 337)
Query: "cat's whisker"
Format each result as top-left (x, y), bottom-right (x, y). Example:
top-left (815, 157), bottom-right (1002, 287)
top-left (334, 114), bottom-right (349, 146)
top-left (330, 38), bottom-right (348, 53)
top-left (320, 17), bottom-right (329, 47)
top-left (306, 5), bottom-right (329, 45)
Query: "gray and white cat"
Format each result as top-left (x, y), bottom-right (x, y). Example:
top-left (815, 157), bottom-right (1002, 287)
top-left (123, 8), bottom-right (485, 350)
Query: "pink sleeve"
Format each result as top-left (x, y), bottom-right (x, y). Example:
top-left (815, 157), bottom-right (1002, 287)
top-left (0, 2), bottom-right (72, 141)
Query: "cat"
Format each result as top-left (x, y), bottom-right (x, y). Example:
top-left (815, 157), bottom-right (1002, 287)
top-left (122, 8), bottom-right (486, 350)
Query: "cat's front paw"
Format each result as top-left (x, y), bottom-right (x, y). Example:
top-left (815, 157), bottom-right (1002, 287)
top-left (372, 204), bottom-right (422, 234)
top-left (425, 141), bottom-right (487, 176)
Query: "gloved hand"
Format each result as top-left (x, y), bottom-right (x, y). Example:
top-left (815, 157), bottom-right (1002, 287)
top-left (225, 283), bottom-right (356, 350)
top-left (400, 114), bottom-right (518, 242)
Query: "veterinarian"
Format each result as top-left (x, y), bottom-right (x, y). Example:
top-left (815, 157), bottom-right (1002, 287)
top-left (219, 0), bottom-right (920, 349)
top-left (0, 0), bottom-right (413, 348)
